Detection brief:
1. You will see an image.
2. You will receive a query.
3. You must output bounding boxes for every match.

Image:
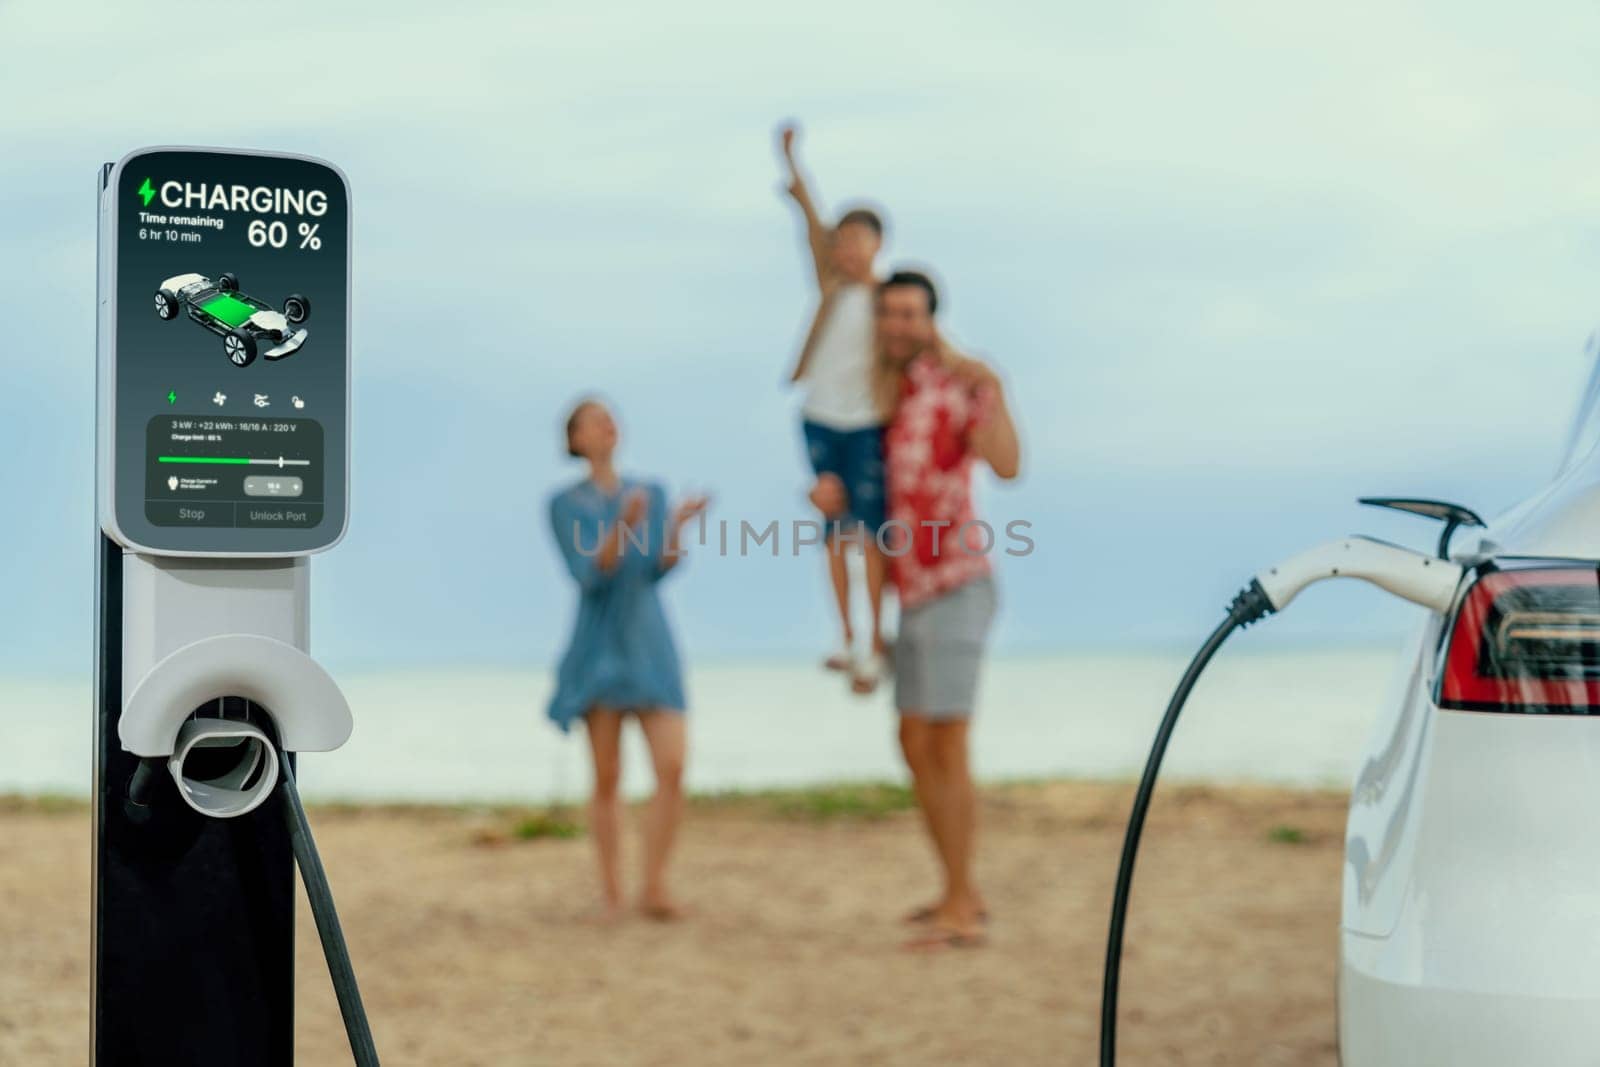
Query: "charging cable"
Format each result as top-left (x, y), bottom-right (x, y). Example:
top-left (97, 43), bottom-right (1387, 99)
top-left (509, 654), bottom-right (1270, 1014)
top-left (1098, 537), bottom-right (1462, 1065)
top-left (278, 757), bottom-right (382, 1067)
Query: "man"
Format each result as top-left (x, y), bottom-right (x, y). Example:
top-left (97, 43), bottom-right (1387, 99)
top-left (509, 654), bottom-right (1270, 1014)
top-left (859, 269), bottom-right (1021, 947)
top-left (777, 121), bottom-right (891, 694)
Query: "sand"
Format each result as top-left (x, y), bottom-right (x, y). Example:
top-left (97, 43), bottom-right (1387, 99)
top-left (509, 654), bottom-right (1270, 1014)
top-left (0, 781), bottom-right (1346, 1065)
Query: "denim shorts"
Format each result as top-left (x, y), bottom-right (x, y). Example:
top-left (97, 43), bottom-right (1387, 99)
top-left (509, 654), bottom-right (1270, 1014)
top-left (801, 420), bottom-right (887, 532)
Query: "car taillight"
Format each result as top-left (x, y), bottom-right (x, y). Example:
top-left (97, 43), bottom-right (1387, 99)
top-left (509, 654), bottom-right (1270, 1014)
top-left (1439, 566), bottom-right (1600, 712)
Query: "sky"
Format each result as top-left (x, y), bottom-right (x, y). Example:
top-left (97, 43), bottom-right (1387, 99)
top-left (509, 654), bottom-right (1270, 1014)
top-left (3, 0), bottom-right (1600, 676)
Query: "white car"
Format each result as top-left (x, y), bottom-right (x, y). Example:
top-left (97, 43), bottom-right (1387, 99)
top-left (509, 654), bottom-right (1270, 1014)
top-left (1339, 345), bottom-right (1600, 1063)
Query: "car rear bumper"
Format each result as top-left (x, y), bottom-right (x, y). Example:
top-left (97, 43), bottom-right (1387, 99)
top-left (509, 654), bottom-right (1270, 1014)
top-left (1341, 936), bottom-right (1600, 1065)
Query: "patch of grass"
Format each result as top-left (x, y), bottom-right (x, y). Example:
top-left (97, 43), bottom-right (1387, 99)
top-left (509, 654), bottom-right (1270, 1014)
top-left (773, 782), bottom-right (916, 821)
top-left (468, 807), bottom-right (585, 847)
top-left (692, 782), bottom-right (917, 821)
top-left (512, 810), bottom-right (583, 840)
top-left (1267, 824), bottom-right (1307, 845)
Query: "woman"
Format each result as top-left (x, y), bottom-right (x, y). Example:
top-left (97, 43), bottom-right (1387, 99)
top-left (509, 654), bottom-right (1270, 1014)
top-left (547, 398), bottom-right (708, 921)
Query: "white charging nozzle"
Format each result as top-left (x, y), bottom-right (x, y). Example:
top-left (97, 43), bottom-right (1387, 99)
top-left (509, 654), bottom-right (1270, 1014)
top-left (1254, 536), bottom-right (1464, 614)
top-left (168, 717), bottom-right (280, 819)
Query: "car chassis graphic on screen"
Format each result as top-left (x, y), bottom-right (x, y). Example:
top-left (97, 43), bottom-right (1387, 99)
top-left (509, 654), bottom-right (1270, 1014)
top-left (154, 271), bottom-right (311, 367)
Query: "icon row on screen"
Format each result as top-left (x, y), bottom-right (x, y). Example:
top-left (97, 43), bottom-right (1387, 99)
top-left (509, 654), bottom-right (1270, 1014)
top-left (173, 389), bottom-right (309, 411)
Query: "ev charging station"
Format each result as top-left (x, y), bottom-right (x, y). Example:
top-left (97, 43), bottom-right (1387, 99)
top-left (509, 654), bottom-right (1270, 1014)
top-left (94, 147), bottom-right (372, 1065)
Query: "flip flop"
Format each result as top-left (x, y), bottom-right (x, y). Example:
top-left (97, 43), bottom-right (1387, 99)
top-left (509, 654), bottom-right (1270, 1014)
top-left (823, 648), bottom-right (852, 672)
top-left (904, 926), bottom-right (988, 951)
top-left (905, 905), bottom-right (991, 925)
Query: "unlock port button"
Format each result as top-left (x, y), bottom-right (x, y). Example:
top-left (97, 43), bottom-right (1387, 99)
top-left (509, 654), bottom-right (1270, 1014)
top-left (244, 476), bottom-right (304, 498)
top-left (238, 503), bottom-right (323, 529)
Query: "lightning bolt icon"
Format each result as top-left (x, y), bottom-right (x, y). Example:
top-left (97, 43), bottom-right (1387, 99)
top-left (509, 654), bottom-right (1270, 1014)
top-left (137, 178), bottom-right (155, 207)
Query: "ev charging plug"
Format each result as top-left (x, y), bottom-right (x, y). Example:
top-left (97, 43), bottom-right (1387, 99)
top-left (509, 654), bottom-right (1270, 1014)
top-left (1254, 535), bottom-right (1463, 614)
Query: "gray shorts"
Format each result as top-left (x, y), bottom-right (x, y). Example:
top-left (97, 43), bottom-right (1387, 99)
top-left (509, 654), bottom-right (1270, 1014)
top-left (894, 577), bottom-right (997, 718)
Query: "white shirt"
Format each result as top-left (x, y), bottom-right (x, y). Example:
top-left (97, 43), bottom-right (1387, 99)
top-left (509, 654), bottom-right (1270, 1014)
top-left (799, 284), bottom-right (881, 430)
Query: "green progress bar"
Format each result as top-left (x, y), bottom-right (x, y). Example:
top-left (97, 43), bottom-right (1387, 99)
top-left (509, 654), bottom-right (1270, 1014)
top-left (158, 456), bottom-right (251, 464)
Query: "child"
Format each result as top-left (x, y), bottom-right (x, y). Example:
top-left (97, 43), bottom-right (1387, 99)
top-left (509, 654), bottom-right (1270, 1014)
top-left (777, 122), bottom-right (890, 694)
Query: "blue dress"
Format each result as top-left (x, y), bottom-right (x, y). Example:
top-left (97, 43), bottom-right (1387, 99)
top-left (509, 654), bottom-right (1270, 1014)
top-left (546, 477), bottom-right (686, 732)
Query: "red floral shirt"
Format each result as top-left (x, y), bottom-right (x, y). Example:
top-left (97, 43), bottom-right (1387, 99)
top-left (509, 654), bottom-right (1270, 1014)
top-left (885, 355), bottom-right (997, 609)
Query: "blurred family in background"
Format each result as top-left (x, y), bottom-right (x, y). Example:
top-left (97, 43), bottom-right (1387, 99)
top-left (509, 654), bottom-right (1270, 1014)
top-left (544, 122), bottom-right (1022, 947)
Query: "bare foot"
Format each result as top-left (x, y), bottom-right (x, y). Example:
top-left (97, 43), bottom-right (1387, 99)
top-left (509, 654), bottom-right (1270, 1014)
top-left (639, 898), bottom-right (687, 922)
top-left (903, 898), bottom-right (986, 948)
top-left (904, 898), bottom-right (989, 925)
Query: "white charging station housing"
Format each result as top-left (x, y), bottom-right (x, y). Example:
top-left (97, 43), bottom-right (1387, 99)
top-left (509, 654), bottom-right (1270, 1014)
top-left (118, 556), bottom-right (352, 759)
top-left (96, 145), bottom-right (354, 815)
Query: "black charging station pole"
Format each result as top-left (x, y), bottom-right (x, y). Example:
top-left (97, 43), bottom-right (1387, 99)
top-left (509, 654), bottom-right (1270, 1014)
top-left (92, 534), bottom-right (296, 1064)
top-left (91, 148), bottom-right (355, 1066)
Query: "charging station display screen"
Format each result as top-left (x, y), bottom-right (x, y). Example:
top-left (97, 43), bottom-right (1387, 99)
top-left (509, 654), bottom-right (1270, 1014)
top-left (102, 148), bottom-right (350, 555)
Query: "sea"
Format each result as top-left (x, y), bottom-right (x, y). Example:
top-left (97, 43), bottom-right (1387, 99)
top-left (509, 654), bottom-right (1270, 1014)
top-left (0, 647), bottom-right (1401, 804)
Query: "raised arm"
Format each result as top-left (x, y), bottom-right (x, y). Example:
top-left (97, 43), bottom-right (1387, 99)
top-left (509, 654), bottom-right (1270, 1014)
top-left (778, 123), bottom-right (832, 290)
top-left (957, 358), bottom-right (1022, 481)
